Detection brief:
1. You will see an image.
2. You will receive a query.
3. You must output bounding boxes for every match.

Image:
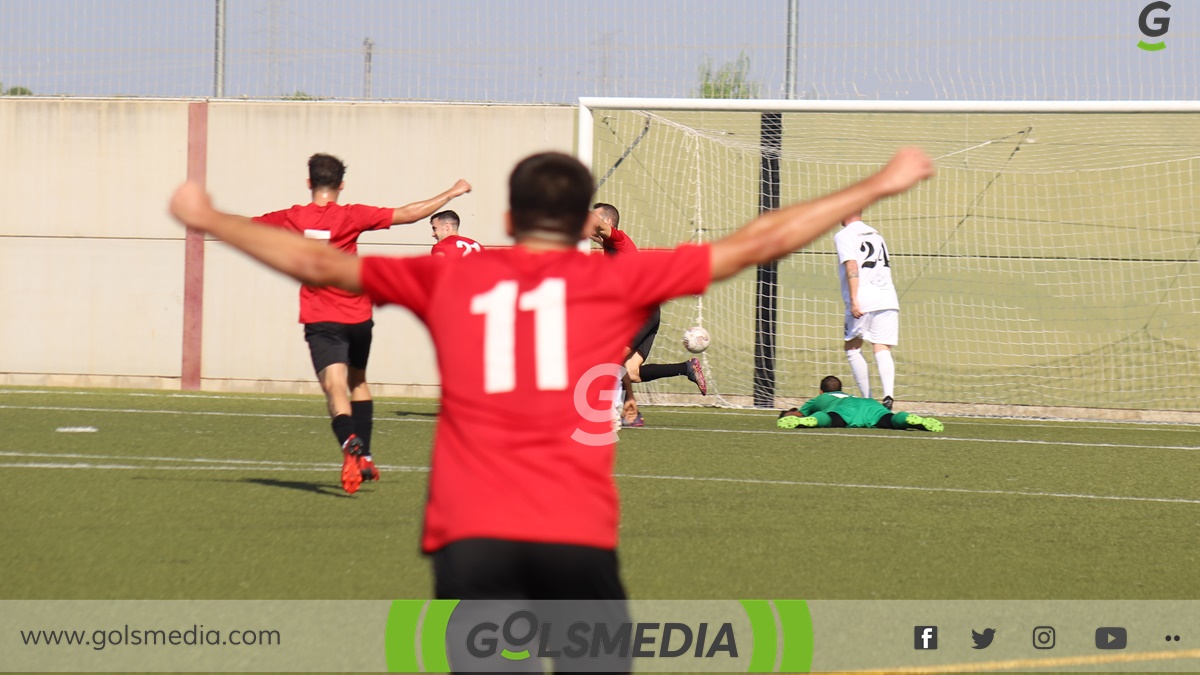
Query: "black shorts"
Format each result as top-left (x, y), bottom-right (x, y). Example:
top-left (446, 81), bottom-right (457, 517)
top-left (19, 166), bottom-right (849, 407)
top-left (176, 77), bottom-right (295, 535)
top-left (436, 539), bottom-right (631, 672)
top-left (302, 320), bottom-right (373, 375)
top-left (432, 538), bottom-right (627, 601)
top-left (629, 307), bottom-right (661, 360)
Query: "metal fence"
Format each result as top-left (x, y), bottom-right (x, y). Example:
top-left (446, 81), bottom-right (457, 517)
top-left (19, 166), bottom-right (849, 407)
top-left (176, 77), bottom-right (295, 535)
top-left (1, 0), bottom-right (1196, 103)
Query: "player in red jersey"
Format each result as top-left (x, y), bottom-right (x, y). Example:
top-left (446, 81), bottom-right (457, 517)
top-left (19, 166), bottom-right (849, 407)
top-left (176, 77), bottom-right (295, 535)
top-left (254, 153), bottom-right (471, 494)
top-left (590, 202), bottom-right (706, 427)
top-left (170, 148), bottom-right (933, 605)
top-left (588, 203), bottom-right (639, 255)
top-left (429, 210), bottom-right (483, 257)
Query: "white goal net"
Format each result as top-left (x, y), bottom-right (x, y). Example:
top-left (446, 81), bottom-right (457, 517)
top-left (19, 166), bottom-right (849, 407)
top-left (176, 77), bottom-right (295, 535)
top-left (582, 99), bottom-right (1200, 413)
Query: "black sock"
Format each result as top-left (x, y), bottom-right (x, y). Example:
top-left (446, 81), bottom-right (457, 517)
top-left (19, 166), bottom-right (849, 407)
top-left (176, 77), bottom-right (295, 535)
top-left (331, 414), bottom-right (355, 447)
top-left (351, 400), bottom-right (374, 455)
top-left (638, 363), bottom-right (688, 382)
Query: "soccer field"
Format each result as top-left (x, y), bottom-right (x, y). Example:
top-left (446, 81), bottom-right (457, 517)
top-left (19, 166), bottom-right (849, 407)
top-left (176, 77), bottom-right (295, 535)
top-left (2, 387), bottom-right (1197, 602)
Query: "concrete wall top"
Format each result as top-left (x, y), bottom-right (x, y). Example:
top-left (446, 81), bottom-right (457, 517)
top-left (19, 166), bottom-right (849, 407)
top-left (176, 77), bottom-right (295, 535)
top-left (0, 98), bottom-right (189, 240)
top-left (3, 98), bottom-right (578, 391)
top-left (206, 101), bottom-right (576, 251)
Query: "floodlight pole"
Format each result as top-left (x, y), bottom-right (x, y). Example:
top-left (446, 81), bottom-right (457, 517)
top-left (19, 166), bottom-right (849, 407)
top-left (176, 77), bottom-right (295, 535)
top-left (214, 0), bottom-right (227, 97)
top-left (785, 0), bottom-right (799, 100)
top-left (363, 38), bottom-right (374, 99)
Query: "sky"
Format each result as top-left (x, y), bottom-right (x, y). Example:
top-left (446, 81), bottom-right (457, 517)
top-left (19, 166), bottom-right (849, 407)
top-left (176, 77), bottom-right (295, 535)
top-left (0, 0), bottom-right (1196, 102)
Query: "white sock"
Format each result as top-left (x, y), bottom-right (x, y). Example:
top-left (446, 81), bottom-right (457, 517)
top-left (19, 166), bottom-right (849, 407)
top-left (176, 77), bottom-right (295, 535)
top-left (846, 348), bottom-right (871, 398)
top-left (876, 349), bottom-right (896, 399)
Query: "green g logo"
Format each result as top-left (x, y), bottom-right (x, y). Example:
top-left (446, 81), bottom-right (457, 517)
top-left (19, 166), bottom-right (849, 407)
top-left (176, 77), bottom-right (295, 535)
top-left (1138, 1), bottom-right (1170, 51)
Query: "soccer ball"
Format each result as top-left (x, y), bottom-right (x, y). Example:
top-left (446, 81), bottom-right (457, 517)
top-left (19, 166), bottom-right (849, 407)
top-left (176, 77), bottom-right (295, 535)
top-left (682, 326), bottom-right (711, 354)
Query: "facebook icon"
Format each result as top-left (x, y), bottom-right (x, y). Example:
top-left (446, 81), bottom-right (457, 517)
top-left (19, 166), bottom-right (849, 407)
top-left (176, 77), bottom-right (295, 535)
top-left (915, 626), bottom-right (939, 650)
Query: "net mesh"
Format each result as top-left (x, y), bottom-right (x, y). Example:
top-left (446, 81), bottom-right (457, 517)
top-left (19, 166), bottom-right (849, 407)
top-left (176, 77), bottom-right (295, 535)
top-left (589, 107), bottom-right (1200, 411)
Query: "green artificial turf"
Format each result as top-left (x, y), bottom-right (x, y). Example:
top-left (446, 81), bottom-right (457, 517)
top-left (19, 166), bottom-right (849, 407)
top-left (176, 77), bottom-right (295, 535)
top-left (2, 387), bottom-right (1198, 602)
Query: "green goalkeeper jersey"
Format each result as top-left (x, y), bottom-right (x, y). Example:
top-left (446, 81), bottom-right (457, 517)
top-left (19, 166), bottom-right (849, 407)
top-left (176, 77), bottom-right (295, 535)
top-left (798, 391), bottom-right (890, 428)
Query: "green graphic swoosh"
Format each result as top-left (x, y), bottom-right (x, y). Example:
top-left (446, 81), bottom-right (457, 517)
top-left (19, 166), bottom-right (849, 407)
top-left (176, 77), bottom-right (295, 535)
top-left (501, 648), bottom-right (531, 661)
top-left (420, 600), bottom-right (458, 672)
top-left (384, 600), bottom-right (426, 673)
top-left (1138, 40), bottom-right (1166, 51)
top-left (775, 600), bottom-right (814, 673)
top-left (740, 600), bottom-right (778, 673)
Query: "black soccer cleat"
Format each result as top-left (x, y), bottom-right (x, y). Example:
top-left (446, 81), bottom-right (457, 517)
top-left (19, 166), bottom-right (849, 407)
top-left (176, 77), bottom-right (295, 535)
top-left (881, 396), bottom-right (894, 411)
top-left (685, 358), bottom-right (708, 396)
top-left (358, 453), bottom-right (380, 482)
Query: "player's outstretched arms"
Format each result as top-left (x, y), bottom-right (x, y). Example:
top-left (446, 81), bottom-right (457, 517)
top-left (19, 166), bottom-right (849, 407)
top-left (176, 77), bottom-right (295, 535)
top-left (169, 181), bottom-right (364, 293)
top-left (390, 179), bottom-right (472, 225)
top-left (709, 147), bottom-right (933, 282)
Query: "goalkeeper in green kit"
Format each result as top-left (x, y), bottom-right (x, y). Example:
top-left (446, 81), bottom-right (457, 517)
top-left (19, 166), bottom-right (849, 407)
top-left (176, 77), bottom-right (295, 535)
top-left (778, 375), bottom-right (944, 432)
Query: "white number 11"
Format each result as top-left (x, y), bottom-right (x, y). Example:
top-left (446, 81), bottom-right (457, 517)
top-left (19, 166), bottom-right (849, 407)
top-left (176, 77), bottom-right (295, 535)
top-left (469, 278), bottom-right (568, 393)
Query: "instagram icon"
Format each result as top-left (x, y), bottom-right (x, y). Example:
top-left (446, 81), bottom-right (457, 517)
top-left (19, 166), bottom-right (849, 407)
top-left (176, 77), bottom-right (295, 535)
top-left (1033, 626), bottom-right (1056, 649)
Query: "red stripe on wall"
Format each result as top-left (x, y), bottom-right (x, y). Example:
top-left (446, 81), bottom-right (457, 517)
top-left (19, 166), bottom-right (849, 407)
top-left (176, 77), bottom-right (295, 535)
top-left (181, 101), bottom-right (208, 390)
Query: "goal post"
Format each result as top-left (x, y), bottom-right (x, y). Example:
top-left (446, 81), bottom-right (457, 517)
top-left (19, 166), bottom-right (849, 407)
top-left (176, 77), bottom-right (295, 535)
top-left (579, 97), bottom-right (1200, 415)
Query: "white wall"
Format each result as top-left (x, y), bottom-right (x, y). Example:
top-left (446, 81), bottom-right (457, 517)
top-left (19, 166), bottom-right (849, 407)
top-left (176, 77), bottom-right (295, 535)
top-left (0, 99), bottom-right (188, 387)
top-left (0, 99), bottom-right (576, 393)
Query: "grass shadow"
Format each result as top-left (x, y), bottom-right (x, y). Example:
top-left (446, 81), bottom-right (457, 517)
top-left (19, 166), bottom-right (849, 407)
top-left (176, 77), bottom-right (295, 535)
top-left (392, 409), bottom-right (439, 419)
top-left (242, 477), bottom-right (352, 498)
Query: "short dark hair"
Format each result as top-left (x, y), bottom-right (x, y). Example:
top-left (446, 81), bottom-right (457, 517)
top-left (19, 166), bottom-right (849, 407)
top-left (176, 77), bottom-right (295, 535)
top-left (431, 210), bottom-right (460, 229)
top-left (820, 375), bottom-right (842, 393)
top-left (308, 153), bottom-right (346, 190)
top-left (592, 202), bottom-right (620, 229)
top-left (509, 152), bottom-right (594, 242)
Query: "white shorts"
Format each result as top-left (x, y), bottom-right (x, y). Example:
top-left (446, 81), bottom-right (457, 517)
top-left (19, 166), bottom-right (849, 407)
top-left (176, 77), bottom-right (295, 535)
top-left (844, 308), bottom-right (899, 346)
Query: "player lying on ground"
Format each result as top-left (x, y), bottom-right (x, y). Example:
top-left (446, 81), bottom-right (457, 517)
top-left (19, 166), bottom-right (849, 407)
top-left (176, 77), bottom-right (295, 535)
top-left (778, 375), bottom-right (944, 432)
top-left (169, 148), bottom-right (932, 614)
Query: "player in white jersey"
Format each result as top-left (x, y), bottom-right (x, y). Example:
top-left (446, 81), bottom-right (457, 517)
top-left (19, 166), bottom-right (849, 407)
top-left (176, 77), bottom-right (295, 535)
top-left (833, 210), bottom-right (900, 409)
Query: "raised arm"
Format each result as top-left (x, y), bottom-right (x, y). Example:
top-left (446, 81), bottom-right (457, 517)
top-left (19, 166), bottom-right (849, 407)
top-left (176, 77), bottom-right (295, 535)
top-left (169, 182), bottom-right (364, 293)
top-left (390, 179), bottom-right (472, 225)
top-left (709, 148), bottom-right (933, 282)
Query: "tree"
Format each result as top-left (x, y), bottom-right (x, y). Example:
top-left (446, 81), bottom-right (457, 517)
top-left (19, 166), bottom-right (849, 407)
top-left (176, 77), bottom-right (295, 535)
top-left (0, 82), bottom-right (34, 96)
top-left (282, 90), bottom-right (319, 101)
top-left (695, 52), bottom-right (760, 99)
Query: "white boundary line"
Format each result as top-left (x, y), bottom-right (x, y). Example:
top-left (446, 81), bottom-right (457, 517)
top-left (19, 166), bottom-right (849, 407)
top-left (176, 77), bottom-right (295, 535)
top-left (0, 462), bottom-right (336, 472)
top-left (0, 451), bottom-right (1196, 507)
top-left (615, 473), bottom-right (1200, 506)
top-left (6, 389), bottom-right (1200, 431)
top-left (4, 403), bottom-right (1200, 451)
top-left (0, 450), bottom-right (430, 474)
top-left (636, 426), bottom-right (1200, 452)
top-left (0, 389), bottom-right (334, 404)
top-left (0, 404), bottom-right (323, 421)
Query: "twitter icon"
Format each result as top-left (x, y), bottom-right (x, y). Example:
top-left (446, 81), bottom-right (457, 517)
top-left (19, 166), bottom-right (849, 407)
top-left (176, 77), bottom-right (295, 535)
top-left (972, 628), bottom-right (996, 649)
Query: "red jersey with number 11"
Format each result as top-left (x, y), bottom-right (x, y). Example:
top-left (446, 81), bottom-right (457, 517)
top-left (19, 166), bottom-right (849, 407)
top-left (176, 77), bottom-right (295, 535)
top-left (360, 245), bottom-right (711, 553)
